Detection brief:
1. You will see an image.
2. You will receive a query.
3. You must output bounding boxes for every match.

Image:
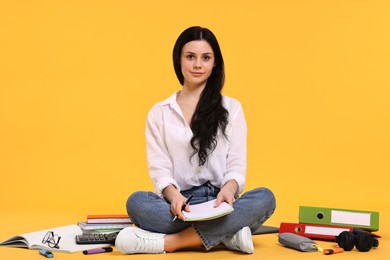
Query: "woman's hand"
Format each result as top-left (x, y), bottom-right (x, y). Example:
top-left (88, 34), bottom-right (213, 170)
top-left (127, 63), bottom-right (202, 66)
top-left (215, 179), bottom-right (238, 207)
top-left (162, 185), bottom-right (190, 220)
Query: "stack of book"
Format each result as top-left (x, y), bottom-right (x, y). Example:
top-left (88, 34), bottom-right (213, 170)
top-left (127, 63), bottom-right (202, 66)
top-left (78, 214), bottom-right (132, 234)
top-left (279, 206), bottom-right (380, 241)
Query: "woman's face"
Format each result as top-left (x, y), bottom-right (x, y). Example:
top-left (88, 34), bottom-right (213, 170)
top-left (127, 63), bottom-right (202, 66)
top-left (180, 40), bottom-right (215, 89)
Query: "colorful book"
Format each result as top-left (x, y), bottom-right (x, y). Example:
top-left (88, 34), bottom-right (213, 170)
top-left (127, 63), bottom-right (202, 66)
top-left (299, 206), bottom-right (379, 231)
top-left (87, 214), bottom-right (131, 224)
top-left (78, 222), bottom-right (131, 231)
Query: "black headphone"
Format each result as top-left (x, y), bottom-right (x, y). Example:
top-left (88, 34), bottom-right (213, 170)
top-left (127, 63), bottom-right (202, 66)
top-left (336, 230), bottom-right (379, 252)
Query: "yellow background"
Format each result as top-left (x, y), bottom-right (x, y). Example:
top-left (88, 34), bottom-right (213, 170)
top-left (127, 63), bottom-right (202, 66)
top-left (1, 0), bottom-right (389, 259)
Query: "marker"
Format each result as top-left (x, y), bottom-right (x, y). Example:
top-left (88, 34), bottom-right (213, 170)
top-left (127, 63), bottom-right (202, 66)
top-left (172, 194), bottom-right (194, 222)
top-left (39, 249), bottom-right (54, 258)
top-left (83, 247), bottom-right (113, 255)
top-left (323, 248), bottom-right (344, 255)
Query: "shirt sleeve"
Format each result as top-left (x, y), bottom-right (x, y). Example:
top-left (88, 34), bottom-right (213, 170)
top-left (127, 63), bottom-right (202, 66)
top-left (221, 100), bottom-right (247, 195)
top-left (145, 106), bottom-right (180, 196)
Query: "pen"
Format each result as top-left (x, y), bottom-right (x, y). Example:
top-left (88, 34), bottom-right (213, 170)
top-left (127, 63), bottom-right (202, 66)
top-left (83, 246), bottom-right (113, 255)
top-left (172, 194), bottom-right (194, 222)
top-left (39, 249), bottom-right (54, 258)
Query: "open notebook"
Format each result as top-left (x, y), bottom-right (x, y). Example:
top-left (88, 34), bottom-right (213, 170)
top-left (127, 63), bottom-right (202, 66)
top-left (182, 199), bottom-right (234, 221)
top-left (0, 224), bottom-right (111, 253)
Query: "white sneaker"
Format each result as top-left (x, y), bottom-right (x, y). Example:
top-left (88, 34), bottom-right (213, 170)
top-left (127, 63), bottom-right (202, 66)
top-left (222, 226), bottom-right (254, 254)
top-left (115, 227), bottom-right (165, 254)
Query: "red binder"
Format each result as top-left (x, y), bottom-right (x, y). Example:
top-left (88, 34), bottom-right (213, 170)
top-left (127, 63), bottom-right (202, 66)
top-left (279, 222), bottom-right (353, 241)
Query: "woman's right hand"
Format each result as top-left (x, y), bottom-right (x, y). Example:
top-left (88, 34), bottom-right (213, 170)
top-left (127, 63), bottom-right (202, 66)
top-left (162, 185), bottom-right (190, 220)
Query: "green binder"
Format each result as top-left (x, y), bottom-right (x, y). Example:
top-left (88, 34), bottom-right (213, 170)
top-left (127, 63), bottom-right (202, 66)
top-left (299, 206), bottom-right (379, 231)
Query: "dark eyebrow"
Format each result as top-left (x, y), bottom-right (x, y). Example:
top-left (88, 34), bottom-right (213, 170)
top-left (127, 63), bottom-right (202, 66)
top-left (184, 51), bottom-right (213, 55)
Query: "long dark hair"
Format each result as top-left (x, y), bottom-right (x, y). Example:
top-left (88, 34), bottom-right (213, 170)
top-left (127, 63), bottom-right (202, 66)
top-left (173, 26), bottom-right (228, 166)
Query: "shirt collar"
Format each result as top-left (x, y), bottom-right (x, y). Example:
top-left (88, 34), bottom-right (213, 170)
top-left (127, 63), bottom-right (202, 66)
top-left (159, 91), bottom-right (180, 108)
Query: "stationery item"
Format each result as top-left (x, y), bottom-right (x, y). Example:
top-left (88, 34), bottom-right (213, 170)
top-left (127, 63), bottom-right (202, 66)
top-left (279, 222), bottom-right (353, 241)
top-left (323, 248), bottom-right (344, 255)
top-left (83, 246), bottom-right (113, 255)
top-left (278, 233), bottom-right (318, 252)
top-left (87, 214), bottom-right (132, 224)
top-left (314, 244), bottom-right (345, 255)
top-left (181, 199), bottom-right (234, 221)
top-left (279, 233), bottom-right (345, 255)
top-left (299, 206), bottom-right (379, 231)
top-left (253, 225), bottom-right (279, 235)
top-left (39, 249), bottom-right (54, 258)
top-left (172, 194), bottom-right (194, 222)
top-left (80, 229), bottom-right (121, 234)
top-left (77, 222), bottom-right (131, 231)
top-left (0, 225), bottom-right (111, 253)
top-left (76, 232), bottom-right (119, 245)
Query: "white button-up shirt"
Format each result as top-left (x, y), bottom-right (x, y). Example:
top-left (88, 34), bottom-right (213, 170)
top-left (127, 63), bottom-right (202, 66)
top-left (146, 92), bottom-right (247, 197)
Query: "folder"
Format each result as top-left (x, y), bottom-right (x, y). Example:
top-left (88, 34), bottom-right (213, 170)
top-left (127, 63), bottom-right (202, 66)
top-left (299, 206), bottom-right (379, 231)
top-left (279, 222), bottom-right (353, 241)
top-left (253, 225), bottom-right (280, 235)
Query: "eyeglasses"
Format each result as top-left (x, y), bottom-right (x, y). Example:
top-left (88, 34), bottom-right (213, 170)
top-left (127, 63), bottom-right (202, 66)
top-left (42, 231), bottom-right (61, 249)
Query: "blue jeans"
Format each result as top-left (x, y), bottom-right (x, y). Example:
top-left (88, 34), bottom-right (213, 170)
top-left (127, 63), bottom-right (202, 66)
top-left (126, 182), bottom-right (276, 250)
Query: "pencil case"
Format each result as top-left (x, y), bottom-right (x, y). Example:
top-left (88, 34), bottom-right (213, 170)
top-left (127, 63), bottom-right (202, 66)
top-left (278, 233), bottom-right (318, 252)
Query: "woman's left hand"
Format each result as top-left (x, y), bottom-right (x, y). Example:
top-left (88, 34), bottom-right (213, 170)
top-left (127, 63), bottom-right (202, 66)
top-left (215, 179), bottom-right (238, 207)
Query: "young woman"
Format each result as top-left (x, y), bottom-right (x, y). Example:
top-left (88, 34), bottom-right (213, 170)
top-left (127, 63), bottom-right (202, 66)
top-left (115, 26), bottom-right (276, 254)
